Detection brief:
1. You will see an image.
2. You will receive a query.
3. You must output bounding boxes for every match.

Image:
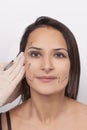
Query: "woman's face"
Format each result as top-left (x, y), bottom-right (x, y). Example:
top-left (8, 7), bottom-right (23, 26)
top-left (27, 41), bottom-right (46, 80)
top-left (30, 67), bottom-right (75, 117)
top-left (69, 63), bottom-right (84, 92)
top-left (24, 26), bottom-right (70, 95)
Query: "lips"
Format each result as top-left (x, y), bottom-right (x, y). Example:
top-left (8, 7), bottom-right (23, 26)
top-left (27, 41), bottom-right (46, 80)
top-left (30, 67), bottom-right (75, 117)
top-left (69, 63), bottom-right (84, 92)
top-left (36, 76), bottom-right (57, 82)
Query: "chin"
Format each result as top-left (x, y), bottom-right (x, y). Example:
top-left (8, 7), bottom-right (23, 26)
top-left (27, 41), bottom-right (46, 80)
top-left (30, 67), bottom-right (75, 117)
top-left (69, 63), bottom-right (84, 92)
top-left (28, 80), bottom-right (67, 96)
top-left (30, 85), bottom-right (65, 96)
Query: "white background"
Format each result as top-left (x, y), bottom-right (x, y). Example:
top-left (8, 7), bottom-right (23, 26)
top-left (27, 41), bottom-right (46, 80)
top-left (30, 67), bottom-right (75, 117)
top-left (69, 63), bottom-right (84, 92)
top-left (0, 0), bottom-right (87, 112)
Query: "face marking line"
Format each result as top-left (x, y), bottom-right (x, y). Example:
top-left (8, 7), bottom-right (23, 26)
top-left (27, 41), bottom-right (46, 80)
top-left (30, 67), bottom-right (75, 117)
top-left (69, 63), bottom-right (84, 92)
top-left (28, 63), bottom-right (31, 70)
top-left (56, 73), bottom-right (68, 83)
top-left (26, 63), bottom-right (34, 82)
top-left (61, 76), bottom-right (68, 82)
top-left (57, 76), bottom-right (60, 83)
top-left (27, 77), bottom-right (32, 81)
top-left (29, 42), bottom-right (33, 46)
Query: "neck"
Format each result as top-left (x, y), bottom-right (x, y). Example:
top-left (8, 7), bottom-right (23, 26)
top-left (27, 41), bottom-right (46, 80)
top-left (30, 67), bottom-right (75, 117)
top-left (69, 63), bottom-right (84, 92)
top-left (30, 89), bottom-right (68, 123)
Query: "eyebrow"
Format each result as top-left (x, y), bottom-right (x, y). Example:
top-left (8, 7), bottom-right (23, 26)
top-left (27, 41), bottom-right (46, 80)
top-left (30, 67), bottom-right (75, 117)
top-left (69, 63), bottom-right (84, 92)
top-left (28, 47), bottom-right (42, 50)
top-left (27, 46), bottom-right (68, 52)
top-left (53, 48), bottom-right (68, 52)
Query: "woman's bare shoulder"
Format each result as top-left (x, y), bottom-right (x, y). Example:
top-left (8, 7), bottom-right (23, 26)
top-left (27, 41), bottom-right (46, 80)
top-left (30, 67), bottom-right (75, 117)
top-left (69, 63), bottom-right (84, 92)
top-left (68, 98), bottom-right (87, 118)
top-left (65, 98), bottom-right (87, 128)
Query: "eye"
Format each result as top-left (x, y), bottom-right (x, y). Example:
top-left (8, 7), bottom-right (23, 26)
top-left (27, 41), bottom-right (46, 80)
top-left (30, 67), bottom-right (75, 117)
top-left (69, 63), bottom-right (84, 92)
top-left (28, 51), bottom-right (41, 58)
top-left (54, 52), bottom-right (66, 58)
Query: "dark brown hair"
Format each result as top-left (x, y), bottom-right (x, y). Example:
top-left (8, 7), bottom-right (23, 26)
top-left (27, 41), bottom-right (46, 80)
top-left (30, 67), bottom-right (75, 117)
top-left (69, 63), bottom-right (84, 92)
top-left (19, 16), bottom-right (80, 101)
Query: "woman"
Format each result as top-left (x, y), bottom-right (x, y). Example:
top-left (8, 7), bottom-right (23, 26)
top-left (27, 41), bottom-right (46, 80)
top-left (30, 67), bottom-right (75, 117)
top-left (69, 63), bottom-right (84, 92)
top-left (1, 16), bottom-right (87, 130)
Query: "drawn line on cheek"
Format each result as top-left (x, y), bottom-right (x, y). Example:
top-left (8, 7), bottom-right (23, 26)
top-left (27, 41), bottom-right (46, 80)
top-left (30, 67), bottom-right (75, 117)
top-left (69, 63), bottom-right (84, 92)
top-left (28, 77), bottom-right (33, 81)
top-left (28, 63), bottom-right (31, 70)
top-left (57, 76), bottom-right (60, 83)
top-left (26, 63), bottom-right (33, 81)
top-left (27, 73), bottom-right (34, 81)
top-left (27, 75), bottom-right (34, 81)
top-left (30, 42), bottom-right (33, 46)
top-left (62, 76), bottom-right (68, 82)
top-left (57, 74), bottom-right (68, 83)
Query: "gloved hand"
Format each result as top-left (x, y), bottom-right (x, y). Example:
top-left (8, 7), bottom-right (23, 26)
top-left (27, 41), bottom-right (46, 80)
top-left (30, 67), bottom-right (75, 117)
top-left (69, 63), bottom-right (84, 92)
top-left (0, 52), bottom-right (25, 106)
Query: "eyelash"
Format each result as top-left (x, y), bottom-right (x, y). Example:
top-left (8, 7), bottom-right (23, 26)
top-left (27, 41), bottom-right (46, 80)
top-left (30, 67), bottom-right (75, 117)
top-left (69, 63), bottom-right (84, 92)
top-left (54, 53), bottom-right (66, 58)
top-left (28, 51), bottom-right (41, 58)
top-left (28, 51), bottom-right (66, 58)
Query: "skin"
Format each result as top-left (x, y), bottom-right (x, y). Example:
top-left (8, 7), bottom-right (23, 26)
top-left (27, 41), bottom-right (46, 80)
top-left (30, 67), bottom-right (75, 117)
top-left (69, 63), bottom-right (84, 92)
top-left (2, 26), bottom-right (87, 130)
top-left (25, 27), bottom-right (70, 95)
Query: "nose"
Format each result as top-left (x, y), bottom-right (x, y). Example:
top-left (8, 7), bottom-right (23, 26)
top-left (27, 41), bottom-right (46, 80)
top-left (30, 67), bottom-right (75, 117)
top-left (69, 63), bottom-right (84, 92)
top-left (40, 56), bottom-right (54, 73)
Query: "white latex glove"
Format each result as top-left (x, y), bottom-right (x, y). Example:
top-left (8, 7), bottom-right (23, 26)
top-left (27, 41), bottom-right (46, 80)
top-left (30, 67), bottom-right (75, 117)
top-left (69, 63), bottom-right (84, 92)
top-left (0, 52), bottom-right (25, 106)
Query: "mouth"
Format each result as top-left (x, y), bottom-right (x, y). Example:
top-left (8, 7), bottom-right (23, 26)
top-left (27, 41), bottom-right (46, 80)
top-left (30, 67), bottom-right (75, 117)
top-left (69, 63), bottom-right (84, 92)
top-left (36, 76), bottom-right (57, 82)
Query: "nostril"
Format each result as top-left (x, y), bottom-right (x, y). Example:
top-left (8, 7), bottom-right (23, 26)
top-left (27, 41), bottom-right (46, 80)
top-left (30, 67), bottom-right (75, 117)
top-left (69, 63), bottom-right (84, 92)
top-left (41, 67), bottom-right (54, 74)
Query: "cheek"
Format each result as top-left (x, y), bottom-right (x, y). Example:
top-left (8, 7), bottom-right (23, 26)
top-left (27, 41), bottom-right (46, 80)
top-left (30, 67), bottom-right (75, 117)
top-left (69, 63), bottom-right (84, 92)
top-left (56, 61), bottom-right (70, 83)
top-left (25, 59), bottom-right (39, 76)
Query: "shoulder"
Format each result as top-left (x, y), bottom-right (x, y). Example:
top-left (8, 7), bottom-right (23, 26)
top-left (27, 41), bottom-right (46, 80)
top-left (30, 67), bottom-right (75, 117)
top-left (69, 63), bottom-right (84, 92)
top-left (68, 97), bottom-right (87, 110)
top-left (74, 101), bottom-right (87, 127)
top-left (68, 98), bottom-right (87, 119)
top-left (72, 99), bottom-right (87, 111)
top-left (0, 99), bottom-right (32, 129)
top-left (66, 98), bottom-right (87, 128)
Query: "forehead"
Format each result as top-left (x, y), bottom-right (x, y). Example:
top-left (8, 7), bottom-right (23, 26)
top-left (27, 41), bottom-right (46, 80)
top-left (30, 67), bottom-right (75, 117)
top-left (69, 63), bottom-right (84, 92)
top-left (26, 26), bottom-right (67, 49)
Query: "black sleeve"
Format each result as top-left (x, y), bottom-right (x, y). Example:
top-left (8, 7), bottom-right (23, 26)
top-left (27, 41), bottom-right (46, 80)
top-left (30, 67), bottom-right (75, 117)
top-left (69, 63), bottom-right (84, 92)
top-left (0, 113), bottom-right (2, 130)
top-left (6, 111), bottom-right (11, 130)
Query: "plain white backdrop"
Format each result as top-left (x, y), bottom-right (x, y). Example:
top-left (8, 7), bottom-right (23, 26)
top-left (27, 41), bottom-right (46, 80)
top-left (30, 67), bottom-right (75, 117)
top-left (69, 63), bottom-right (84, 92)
top-left (0, 0), bottom-right (87, 112)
